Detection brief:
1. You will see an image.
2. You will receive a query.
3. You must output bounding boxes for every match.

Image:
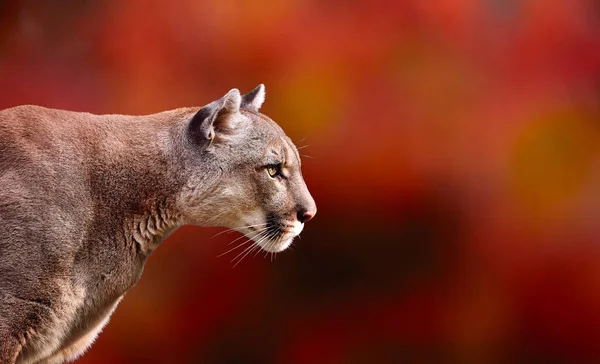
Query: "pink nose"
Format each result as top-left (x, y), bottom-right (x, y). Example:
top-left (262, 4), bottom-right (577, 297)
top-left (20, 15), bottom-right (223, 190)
top-left (298, 209), bottom-right (316, 223)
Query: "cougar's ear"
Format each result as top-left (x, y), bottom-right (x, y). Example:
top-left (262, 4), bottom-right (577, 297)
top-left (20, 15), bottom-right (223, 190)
top-left (188, 88), bottom-right (242, 144)
top-left (241, 84), bottom-right (265, 112)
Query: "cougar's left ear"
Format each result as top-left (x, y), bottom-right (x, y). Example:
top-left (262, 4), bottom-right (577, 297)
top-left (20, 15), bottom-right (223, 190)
top-left (241, 84), bottom-right (265, 112)
top-left (188, 88), bottom-right (242, 144)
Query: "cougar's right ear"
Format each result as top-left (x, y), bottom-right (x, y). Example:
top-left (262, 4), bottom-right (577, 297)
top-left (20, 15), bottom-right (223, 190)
top-left (241, 84), bottom-right (265, 112)
top-left (188, 88), bottom-right (242, 145)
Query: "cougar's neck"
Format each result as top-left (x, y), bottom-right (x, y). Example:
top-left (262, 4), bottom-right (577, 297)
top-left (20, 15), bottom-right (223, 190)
top-left (89, 109), bottom-right (193, 256)
top-left (123, 199), bottom-right (182, 255)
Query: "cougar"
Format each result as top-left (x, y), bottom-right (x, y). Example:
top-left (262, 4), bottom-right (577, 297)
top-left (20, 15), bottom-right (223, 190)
top-left (0, 85), bottom-right (316, 363)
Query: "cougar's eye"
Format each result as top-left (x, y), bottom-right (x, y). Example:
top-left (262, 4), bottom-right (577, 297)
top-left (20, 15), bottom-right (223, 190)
top-left (266, 164), bottom-right (281, 178)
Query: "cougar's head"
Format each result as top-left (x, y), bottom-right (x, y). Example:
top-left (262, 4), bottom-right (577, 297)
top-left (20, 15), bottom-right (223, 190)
top-left (182, 85), bottom-right (316, 253)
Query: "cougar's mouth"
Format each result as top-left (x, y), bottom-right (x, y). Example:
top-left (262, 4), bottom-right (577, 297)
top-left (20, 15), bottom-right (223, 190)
top-left (223, 212), bottom-right (302, 266)
top-left (233, 212), bottom-right (302, 254)
top-left (251, 212), bottom-right (302, 253)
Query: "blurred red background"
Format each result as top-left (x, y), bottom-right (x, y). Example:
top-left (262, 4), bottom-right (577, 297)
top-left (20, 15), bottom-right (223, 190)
top-left (1, 0), bottom-right (600, 362)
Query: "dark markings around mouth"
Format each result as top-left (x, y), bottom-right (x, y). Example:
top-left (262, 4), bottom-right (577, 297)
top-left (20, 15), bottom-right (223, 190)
top-left (266, 212), bottom-right (283, 240)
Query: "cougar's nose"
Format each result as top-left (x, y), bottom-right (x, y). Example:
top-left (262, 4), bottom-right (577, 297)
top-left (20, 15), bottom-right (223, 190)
top-left (297, 208), bottom-right (316, 223)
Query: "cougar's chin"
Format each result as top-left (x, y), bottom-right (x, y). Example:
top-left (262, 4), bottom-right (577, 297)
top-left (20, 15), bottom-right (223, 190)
top-left (257, 234), bottom-right (293, 253)
top-left (242, 218), bottom-right (303, 253)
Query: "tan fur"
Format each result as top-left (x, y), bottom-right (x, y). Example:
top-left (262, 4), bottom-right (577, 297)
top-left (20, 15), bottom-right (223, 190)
top-left (0, 86), bottom-right (316, 363)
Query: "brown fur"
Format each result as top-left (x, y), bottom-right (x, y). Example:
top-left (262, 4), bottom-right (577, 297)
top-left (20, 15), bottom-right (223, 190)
top-left (0, 85), bottom-right (316, 363)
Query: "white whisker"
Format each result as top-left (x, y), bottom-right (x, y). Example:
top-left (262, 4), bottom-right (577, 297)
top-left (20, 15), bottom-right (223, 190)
top-left (230, 230), bottom-right (270, 264)
top-left (263, 234), bottom-right (280, 258)
top-left (231, 245), bottom-right (256, 266)
top-left (227, 226), bottom-right (269, 246)
top-left (217, 229), bottom-right (268, 258)
top-left (232, 232), bottom-right (272, 267)
top-left (211, 223), bottom-right (268, 239)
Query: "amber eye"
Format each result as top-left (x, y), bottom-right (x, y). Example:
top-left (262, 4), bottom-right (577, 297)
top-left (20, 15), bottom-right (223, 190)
top-left (266, 164), bottom-right (281, 178)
